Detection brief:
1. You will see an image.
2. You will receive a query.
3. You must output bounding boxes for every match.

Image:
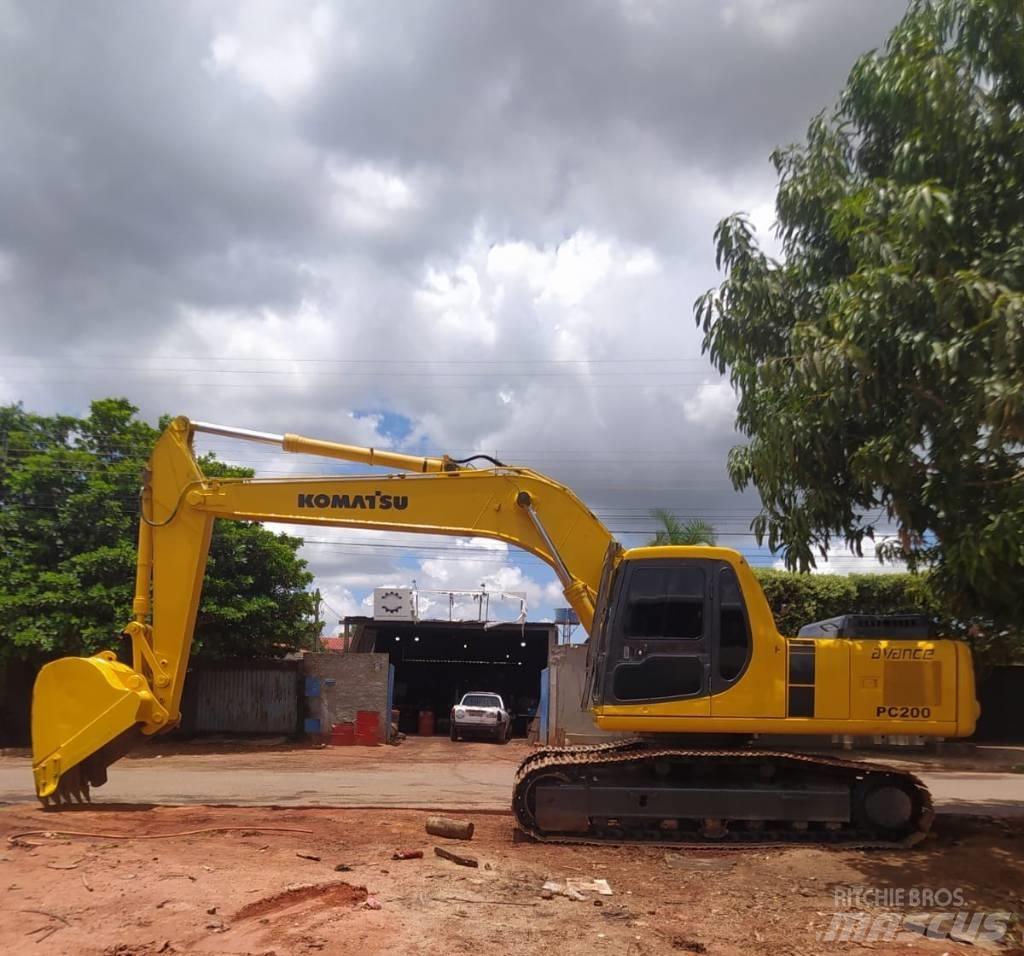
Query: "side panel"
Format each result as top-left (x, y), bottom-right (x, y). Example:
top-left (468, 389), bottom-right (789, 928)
top-left (597, 635), bottom-right (971, 737)
top-left (956, 642), bottom-right (980, 737)
top-left (849, 640), bottom-right (958, 725)
top-left (806, 642), bottom-right (847, 720)
top-left (708, 582), bottom-right (786, 719)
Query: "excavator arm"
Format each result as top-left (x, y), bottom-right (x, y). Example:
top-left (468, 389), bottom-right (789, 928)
top-left (32, 416), bottom-right (618, 802)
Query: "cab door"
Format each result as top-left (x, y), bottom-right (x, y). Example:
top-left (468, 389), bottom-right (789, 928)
top-left (597, 559), bottom-right (712, 714)
top-left (582, 542), bottom-right (622, 710)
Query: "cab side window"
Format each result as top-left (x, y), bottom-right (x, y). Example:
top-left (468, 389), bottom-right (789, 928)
top-left (718, 565), bottom-right (750, 682)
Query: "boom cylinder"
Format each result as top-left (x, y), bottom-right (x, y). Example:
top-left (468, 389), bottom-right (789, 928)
top-left (191, 420), bottom-right (454, 473)
top-left (131, 482), bottom-right (153, 622)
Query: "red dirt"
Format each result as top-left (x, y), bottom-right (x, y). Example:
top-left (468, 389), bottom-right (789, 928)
top-left (1, 803), bottom-right (1022, 956)
top-left (234, 880), bottom-right (368, 921)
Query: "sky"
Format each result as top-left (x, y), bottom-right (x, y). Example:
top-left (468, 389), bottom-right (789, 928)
top-left (0, 0), bottom-right (911, 630)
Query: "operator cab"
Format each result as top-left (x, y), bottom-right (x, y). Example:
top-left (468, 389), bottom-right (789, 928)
top-left (584, 547), bottom-right (753, 708)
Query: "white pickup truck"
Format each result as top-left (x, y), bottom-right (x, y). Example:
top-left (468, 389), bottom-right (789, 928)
top-left (450, 692), bottom-right (512, 743)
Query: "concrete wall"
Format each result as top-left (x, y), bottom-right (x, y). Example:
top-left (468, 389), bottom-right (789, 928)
top-left (304, 652), bottom-right (390, 742)
top-left (546, 644), bottom-right (625, 745)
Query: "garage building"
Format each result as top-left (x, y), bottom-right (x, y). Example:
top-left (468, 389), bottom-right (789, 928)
top-left (346, 617), bottom-right (556, 737)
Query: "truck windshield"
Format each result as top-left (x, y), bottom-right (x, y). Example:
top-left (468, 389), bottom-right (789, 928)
top-left (462, 695), bottom-right (501, 708)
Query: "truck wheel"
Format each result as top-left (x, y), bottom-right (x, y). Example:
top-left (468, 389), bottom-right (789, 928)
top-left (450, 726), bottom-right (459, 741)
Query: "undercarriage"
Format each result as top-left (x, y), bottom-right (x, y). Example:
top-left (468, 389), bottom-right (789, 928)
top-left (513, 739), bottom-right (933, 847)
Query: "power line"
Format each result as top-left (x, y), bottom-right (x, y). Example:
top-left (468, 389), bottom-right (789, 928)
top-left (319, 597), bottom-right (347, 621)
top-left (0, 363), bottom-right (725, 379)
top-left (0, 503), bottom-right (891, 558)
top-left (1, 378), bottom-right (722, 392)
top-left (1, 353), bottom-right (719, 365)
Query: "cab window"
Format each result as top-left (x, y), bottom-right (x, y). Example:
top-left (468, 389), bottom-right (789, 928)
top-left (624, 565), bottom-right (705, 639)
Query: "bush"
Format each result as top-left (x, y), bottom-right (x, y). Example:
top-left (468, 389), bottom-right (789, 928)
top-left (753, 570), bottom-right (937, 639)
top-left (752, 570), bottom-right (1022, 669)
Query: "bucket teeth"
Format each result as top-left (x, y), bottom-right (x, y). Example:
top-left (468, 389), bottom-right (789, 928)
top-left (42, 765), bottom-right (92, 808)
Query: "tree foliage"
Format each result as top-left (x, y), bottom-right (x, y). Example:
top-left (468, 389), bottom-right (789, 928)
top-left (0, 398), bottom-right (319, 662)
top-left (695, 0), bottom-right (1024, 634)
top-left (647, 509), bottom-right (718, 546)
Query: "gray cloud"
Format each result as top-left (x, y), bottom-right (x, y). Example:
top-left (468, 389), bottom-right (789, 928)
top-left (302, 0), bottom-right (902, 247)
top-left (0, 2), bottom-right (325, 347)
top-left (0, 0), bottom-right (910, 612)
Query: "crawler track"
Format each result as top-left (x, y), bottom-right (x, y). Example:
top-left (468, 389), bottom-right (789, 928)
top-left (513, 744), bottom-right (933, 848)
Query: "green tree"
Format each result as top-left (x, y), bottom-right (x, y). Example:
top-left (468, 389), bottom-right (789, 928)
top-left (695, 0), bottom-right (1024, 635)
top-left (0, 398), bottom-right (319, 662)
top-left (648, 509), bottom-right (717, 546)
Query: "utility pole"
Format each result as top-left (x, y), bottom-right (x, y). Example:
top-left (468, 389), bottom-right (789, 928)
top-left (312, 588), bottom-right (322, 651)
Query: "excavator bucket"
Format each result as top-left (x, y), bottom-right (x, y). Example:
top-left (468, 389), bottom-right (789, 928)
top-left (31, 652), bottom-right (164, 805)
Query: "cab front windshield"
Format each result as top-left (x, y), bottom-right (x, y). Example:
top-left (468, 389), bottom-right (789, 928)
top-left (461, 694), bottom-right (502, 708)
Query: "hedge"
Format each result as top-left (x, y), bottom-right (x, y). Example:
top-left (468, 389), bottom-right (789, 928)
top-left (752, 570), bottom-right (934, 638)
top-left (752, 570), bottom-right (1022, 668)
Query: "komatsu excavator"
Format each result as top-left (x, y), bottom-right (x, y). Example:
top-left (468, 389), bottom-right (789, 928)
top-left (32, 417), bottom-right (979, 846)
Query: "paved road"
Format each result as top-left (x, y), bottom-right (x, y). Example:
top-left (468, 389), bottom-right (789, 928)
top-left (0, 761), bottom-right (513, 809)
top-left (1, 746), bottom-right (1022, 814)
top-left (915, 771), bottom-right (1024, 816)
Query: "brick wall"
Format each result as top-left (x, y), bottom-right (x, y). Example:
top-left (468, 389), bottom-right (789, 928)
top-left (303, 652), bottom-right (390, 741)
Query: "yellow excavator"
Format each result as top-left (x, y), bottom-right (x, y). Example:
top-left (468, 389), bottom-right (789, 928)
top-left (32, 417), bottom-right (979, 846)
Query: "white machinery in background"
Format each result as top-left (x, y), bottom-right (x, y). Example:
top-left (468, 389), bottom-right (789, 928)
top-left (372, 584), bottom-right (527, 626)
top-left (372, 587), bottom-right (416, 621)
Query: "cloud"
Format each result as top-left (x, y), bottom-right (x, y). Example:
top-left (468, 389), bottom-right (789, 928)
top-left (0, 1), bottom-right (909, 619)
top-left (772, 535), bottom-right (909, 576)
top-left (204, 1), bottom-right (339, 106)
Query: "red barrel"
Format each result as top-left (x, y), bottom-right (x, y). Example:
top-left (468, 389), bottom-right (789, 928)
top-left (417, 709), bottom-right (435, 736)
top-left (355, 710), bottom-right (380, 746)
top-left (330, 722), bottom-right (356, 746)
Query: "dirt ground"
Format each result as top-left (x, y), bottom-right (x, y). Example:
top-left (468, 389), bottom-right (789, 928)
top-left (1, 803), bottom-right (1022, 956)
top-left (2, 740), bottom-right (1022, 954)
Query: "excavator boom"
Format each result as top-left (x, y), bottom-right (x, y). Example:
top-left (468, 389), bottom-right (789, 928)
top-left (32, 416), bottom-right (616, 801)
